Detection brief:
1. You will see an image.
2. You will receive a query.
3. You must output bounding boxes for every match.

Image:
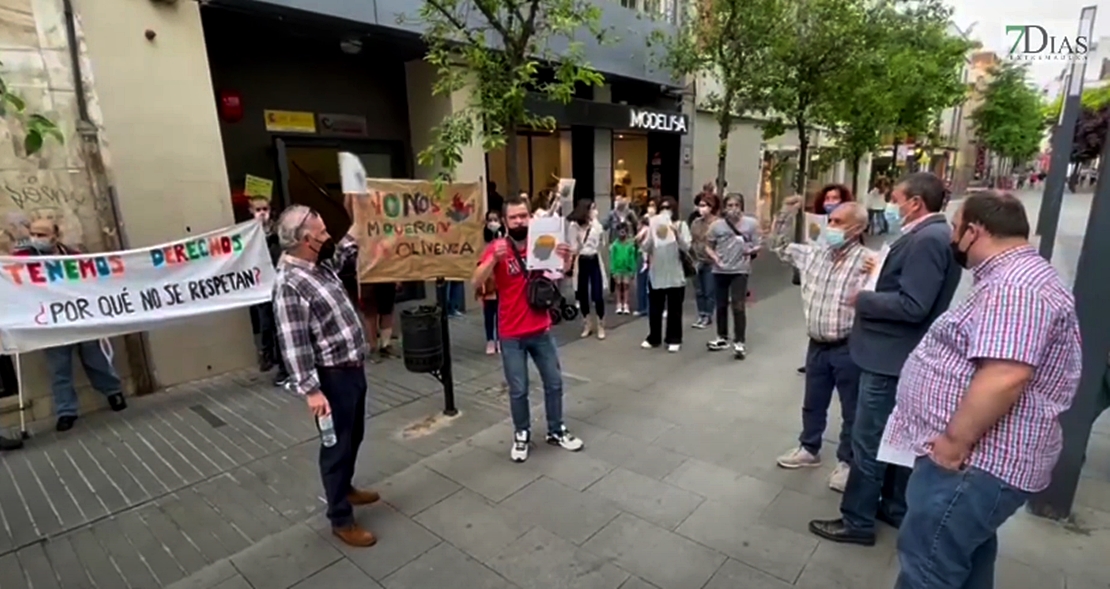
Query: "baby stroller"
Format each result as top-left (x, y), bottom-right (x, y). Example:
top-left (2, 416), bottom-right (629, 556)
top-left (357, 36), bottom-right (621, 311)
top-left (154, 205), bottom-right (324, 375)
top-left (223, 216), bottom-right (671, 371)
top-left (548, 274), bottom-right (579, 325)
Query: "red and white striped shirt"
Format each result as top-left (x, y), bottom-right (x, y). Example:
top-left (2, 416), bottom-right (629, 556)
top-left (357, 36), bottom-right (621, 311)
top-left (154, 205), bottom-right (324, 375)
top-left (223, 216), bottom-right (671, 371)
top-left (885, 245), bottom-right (1082, 492)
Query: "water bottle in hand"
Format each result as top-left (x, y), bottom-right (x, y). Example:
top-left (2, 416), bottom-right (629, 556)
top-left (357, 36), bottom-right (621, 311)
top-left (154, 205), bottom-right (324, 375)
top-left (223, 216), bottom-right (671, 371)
top-left (317, 414), bottom-right (337, 447)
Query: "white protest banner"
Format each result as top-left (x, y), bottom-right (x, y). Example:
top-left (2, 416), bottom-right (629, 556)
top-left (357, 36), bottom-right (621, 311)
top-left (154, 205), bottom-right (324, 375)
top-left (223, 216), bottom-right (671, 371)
top-left (0, 220), bottom-right (276, 354)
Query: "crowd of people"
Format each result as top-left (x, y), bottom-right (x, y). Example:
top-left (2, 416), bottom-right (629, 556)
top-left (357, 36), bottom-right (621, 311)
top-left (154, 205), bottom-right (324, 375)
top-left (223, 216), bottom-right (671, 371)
top-left (0, 169), bottom-right (1095, 589)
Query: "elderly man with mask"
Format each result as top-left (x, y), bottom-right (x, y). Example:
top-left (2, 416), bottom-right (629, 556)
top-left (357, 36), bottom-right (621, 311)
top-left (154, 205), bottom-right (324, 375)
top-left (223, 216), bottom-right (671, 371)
top-left (272, 197), bottom-right (391, 547)
top-left (13, 219), bottom-right (126, 432)
top-left (770, 199), bottom-right (872, 491)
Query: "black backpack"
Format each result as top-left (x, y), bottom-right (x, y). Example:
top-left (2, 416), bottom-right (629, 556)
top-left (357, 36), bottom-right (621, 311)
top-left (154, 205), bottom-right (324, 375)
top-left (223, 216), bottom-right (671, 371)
top-left (509, 242), bottom-right (561, 311)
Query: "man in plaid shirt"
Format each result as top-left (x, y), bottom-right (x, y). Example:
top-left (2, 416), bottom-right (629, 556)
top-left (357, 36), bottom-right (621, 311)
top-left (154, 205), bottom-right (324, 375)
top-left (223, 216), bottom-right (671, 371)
top-left (770, 198), bottom-right (873, 492)
top-left (886, 192), bottom-right (1081, 588)
top-left (273, 198), bottom-right (390, 548)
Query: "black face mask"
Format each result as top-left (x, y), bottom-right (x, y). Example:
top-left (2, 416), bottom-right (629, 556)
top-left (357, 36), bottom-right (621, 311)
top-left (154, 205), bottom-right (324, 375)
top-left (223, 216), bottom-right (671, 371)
top-left (312, 237), bottom-right (336, 262)
top-left (507, 226), bottom-right (528, 241)
top-left (951, 227), bottom-right (976, 269)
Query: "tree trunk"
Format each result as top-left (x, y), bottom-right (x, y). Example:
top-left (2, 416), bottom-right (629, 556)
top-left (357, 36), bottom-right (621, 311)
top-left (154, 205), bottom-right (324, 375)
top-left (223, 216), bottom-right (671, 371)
top-left (716, 101), bottom-right (733, 198)
top-left (851, 154), bottom-right (861, 196)
top-left (506, 131), bottom-right (521, 198)
top-left (793, 120), bottom-right (810, 246)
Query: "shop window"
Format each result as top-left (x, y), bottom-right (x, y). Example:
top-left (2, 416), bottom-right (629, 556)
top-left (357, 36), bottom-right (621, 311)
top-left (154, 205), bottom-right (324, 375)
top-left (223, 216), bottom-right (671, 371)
top-left (613, 133), bottom-right (649, 208)
top-left (486, 130), bottom-right (572, 200)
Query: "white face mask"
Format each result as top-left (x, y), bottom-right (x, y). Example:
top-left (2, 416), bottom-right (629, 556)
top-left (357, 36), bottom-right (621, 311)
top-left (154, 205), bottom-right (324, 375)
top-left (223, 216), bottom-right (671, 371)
top-left (590, 208), bottom-right (599, 220)
top-left (29, 237), bottom-right (53, 252)
top-left (487, 221), bottom-right (501, 230)
top-left (697, 206), bottom-right (710, 217)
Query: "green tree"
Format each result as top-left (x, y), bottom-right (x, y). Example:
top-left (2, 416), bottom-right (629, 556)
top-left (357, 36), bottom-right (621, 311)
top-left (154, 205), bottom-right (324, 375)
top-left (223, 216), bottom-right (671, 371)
top-left (412, 0), bottom-right (607, 194)
top-left (825, 0), bottom-right (970, 193)
top-left (650, 0), bottom-right (788, 195)
top-left (0, 63), bottom-right (63, 155)
top-left (763, 0), bottom-right (871, 198)
top-left (970, 62), bottom-right (1046, 166)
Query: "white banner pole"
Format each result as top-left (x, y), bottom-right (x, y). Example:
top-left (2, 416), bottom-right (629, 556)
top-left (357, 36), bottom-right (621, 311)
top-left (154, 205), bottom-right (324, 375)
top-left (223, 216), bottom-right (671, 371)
top-left (14, 353), bottom-right (25, 437)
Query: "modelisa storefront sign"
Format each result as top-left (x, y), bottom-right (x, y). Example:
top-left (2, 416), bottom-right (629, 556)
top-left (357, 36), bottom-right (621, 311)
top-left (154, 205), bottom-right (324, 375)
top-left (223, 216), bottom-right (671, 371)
top-left (628, 109), bottom-right (689, 134)
top-left (0, 220), bottom-right (276, 353)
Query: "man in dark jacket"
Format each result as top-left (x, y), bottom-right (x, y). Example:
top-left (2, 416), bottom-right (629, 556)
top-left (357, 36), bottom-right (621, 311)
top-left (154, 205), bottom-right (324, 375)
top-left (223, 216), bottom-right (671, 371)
top-left (809, 172), bottom-right (962, 546)
top-left (248, 197), bottom-right (288, 386)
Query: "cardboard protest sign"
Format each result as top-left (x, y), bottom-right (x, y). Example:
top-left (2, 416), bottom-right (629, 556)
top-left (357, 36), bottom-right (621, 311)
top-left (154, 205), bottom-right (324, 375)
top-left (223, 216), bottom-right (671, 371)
top-left (0, 220), bottom-right (276, 354)
top-left (353, 179), bottom-right (485, 282)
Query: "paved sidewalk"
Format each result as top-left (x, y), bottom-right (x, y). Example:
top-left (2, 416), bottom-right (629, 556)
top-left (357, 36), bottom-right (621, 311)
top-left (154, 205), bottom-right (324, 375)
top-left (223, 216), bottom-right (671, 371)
top-left (154, 273), bottom-right (1109, 589)
top-left (0, 305), bottom-right (602, 589)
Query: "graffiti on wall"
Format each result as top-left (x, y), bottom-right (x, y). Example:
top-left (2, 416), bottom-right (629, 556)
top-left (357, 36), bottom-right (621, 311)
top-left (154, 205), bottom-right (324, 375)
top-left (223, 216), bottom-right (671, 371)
top-left (0, 173), bottom-right (98, 255)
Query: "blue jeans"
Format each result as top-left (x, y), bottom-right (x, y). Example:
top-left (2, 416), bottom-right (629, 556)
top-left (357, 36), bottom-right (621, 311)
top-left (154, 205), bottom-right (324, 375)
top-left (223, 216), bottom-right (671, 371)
top-left (694, 262), bottom-right (715, 319)
top-left (44, 341), bottom-right (122, 418)
top-left (482, 299), bottom-right (498, 342)
top-left (840, 370), bottom-right (910, 534)
top-left (895, 458), bottom-right (1029, 589)
top-left (446, 281), bottom-right (465, 314)
top-left (501, 330), bottom-right (563, 433)
top-left (800, 340), bottom-right (860, 464)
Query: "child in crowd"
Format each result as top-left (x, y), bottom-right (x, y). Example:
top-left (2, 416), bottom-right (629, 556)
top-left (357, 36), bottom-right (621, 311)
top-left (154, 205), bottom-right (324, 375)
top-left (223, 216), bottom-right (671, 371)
top-left (479, 210), bottom-right (506, 354)
top-left (609, 222), bottom-right (637, 314)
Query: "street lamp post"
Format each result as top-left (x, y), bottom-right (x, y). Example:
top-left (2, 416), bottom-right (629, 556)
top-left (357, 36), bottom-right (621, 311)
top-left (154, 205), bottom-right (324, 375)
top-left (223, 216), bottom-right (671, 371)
top-left (1028, 120), bottom-right (1110, 520)
top-left (1036, 6), bottom-right (1098, 261)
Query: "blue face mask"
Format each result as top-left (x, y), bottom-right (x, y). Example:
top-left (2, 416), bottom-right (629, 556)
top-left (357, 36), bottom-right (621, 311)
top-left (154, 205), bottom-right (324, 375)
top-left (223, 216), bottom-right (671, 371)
top-left (824, 202), bottom-right (839, 214)
top-left (884, 203), bottom-right (903, 229)
top-left (825, 227), bottom-right (847, 248)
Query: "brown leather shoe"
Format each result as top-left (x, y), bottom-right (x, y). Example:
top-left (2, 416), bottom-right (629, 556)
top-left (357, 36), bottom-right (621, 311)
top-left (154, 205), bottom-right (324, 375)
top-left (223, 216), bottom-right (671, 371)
top-left (348, 488), bottom-right (381, 506)
top-left (332, 524), bottom-right (376, 547)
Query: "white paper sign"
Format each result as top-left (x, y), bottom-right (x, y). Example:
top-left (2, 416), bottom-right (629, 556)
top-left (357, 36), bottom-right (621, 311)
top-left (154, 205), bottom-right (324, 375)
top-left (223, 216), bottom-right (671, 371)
top-left (804, 213), bottom-right (827, 245)
top-left (0, 221), bottom-right (276, 353)
top-left (648, 214), bottom-right (676, 246)
top-left (525, 216), bottom-right (565, 271)
top-left (861, 243), bottom-right (891, 292)
top-left (877, 421), bottom-right (917, 468)
top-left (555, 178), bottom-right (576, 216)
top-left (338, 151), bottom-right (368, 194)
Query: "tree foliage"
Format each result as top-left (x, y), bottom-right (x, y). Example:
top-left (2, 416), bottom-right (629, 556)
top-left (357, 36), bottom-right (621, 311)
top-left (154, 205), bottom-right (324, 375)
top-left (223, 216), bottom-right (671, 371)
top-left (0, 63), bottom-right (63, 156)
top-left (650, 0), bottom-right (788, 195)
top-left (412, 0), bottom-right (607, 194)
top-left (762, 0), bottom-right (871, 195)
top-left (970, 61), bottom-right (1045, 165)
top-left (824, 0), bottom-right (971, 192)
top-left (1043, 83), bottom-right (1110, 164)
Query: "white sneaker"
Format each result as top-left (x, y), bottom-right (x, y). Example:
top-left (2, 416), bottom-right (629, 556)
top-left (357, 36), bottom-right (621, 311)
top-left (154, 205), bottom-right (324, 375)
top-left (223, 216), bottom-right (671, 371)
top-left (641, 340), bottom-right (655, 349)
top-left (580, 320), bottom-right (592, 338)
top-left (733, 341), bottom-right (747, 360)
top-left (546, 427), bottom-right (584, 451)
top-left (829, 461), bottom-right (850, 492)
top-left (510, 430), bottom-right (531, 462)
top-left (776, 446), bottom-right (821, 469)
top-left (667, 344), bottom-right (680, 353)
top-left (597, 324), bottom-right (606, 340)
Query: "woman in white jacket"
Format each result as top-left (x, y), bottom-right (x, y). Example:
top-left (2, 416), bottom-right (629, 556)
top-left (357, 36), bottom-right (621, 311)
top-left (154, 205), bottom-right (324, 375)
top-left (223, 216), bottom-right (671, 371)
top-left (866, 177), bottom-right (890, 235)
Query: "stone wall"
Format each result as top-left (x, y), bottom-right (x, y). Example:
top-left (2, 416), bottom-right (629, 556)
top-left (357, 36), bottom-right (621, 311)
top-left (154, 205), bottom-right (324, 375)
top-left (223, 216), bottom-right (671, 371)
top-left (0, 0), bottom-right (124, 431)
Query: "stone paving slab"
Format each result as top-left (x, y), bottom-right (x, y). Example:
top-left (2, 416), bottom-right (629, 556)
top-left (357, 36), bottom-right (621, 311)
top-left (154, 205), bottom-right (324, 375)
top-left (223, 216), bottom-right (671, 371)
top-left (157, 264), bottom-right (1110, 589)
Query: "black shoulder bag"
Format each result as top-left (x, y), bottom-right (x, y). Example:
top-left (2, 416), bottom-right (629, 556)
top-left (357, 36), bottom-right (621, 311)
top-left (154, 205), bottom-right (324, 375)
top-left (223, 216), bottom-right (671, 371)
top-left (509, 242), bottom-right (562, 311)
top-left (724, 218), bottom-right (758, 260)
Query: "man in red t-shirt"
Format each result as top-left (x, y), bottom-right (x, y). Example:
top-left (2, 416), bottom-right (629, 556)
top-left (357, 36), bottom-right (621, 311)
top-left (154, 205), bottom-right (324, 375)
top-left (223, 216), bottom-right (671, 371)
top-left (473, 194), bottom-right (584, 462)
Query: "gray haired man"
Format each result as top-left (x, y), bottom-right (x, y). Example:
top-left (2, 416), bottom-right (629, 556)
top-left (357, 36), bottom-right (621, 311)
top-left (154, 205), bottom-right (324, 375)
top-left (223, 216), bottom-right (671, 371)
top-left (272, 199), bottom-right (390, 547)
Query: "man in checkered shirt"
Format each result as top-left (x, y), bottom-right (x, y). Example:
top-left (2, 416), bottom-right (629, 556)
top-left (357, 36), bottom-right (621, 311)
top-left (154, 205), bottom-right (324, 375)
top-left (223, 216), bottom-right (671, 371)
top-left (769, 198), bottom-right (873, 493)
top-left (887, 192), bottom-right (1081, 588)
top-left (273, 198), bottom-right (390, 548)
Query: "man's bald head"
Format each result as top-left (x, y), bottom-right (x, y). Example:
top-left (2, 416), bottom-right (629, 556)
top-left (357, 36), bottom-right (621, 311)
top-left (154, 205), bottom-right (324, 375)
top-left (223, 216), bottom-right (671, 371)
top-left (829, 202), bottom-right (868, 234)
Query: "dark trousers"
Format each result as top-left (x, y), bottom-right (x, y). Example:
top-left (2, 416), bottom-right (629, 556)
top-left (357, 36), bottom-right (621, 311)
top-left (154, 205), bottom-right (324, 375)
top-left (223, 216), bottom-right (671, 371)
top-left (647, 286), bottom-right (685, 345)
top-left (576, 255), bottom-right (605, 319)
top-left (447, 281), bottom-right (465, 313)
top-left (636, 262), bottom-right (650, 314)
top-left (840, 370), bottom-right (910, 534)
top-left (482, 299), bottom-right (498, 342)
top-left (257, 303), bottom-right (287, 377)
top-left (714, 273), bottom-right (749, 342)
top-left (799, 339), bottom-right (860, 464)
top-left (317, 364), bottom-right (367, 528)
top-left (895, 458), bottom-right (1028, 589)
top-left (693, 263), bottom-right (715, 319)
